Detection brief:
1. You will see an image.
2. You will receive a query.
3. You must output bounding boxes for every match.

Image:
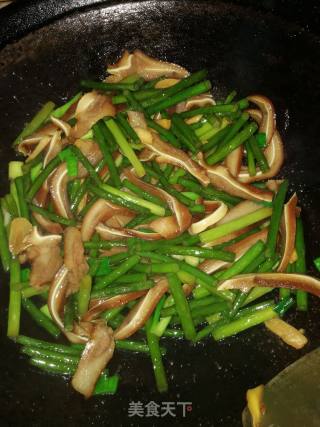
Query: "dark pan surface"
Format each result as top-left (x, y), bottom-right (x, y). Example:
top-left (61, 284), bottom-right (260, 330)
top-left (1, 1), bottom-right (320, 426)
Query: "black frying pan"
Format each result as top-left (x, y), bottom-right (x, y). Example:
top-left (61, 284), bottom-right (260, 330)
top-left (1, 1), bottom-right (320, 426)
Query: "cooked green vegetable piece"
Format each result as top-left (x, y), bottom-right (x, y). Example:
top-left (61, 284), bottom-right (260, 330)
top-left (51, 92), bottom-right (82, 118)
top-left (26, 155), bottom-right (62, 201)
top-left (158, 245), bottom-right (235, 262)
top-left (206, 122), bottom-right (258, 165)
top-left (145, 118), bottom-right (181, 148)
top-left (68, 145), bottom-right (101, 185)
top-left (105, 118), bottom-right (145, 177)
top-left (94, 373), bottom-right (120, 395)
top-left (100, 182), bottom-right (165, 216)
top-left (146, 80), bottom-right (212, 115)
top-left (22, 298), bottom-right (60, 338)
top-left (16, 335), bottom-right (83, 355)
top-left (146, 317), bottom-right (168, 393)
top-left (29, 205), bottom-right (77, 226)
top-left (245, 140), bottom-right (256, 176)
top-left (200, 207), bottom-right (272, 243)
top-left (7, 259), bottom-right (21, 337)
top-left (87, 183), bottom-right (148, 214)
top-left (116, 112), bottom-right (141, 144)
top-left (91, 281), bottom-right (154, 298)
top-left (216, 241), bottom-right (265, 281)
top-left (248, 136), bottom-right (269, 172)
top-left (80, 79), bottom-right (142, 91)
top-left (202, 125), bottom-right (231, 152)
top-left (21, 346), bottom-right (80, 366)
top-left (167, 273), bottom-right (196, 341)
top-left (178, 104), bottom-right (237, 119)
top-left (13, 101), bottom-right (55, 146)
top-left (29, 357), bottom-right (76, 375)
top-left (93, 121), bottom-right (121, 188)
top-left (265, 180), bottom-right (289, 258)
top-left (94, 255), bottom-right (141, 290)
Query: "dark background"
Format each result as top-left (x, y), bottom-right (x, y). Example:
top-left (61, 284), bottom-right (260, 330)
top-left (0, 1), bottom-right (320, 426)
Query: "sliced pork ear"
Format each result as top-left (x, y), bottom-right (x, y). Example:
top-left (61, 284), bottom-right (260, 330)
top-left (19, 136), bottom-right (51, 162)
top-left (33, 165), bottom-right (64, 235)
top-left (50, 116), bottom-right (71, 137)
top-left (114, 278), bottom-right (169, 340)
top-left (189, 201), bottom-right (228, 235)
top-left (175, 93), bottom-right (215, 114)
top-left (81, 199), bottom-right (133, 241)
top-left (48, 265), bottom-right (89, 344)
top-left (43, 131), bottom-right (63, 167)
top-left (71, 321), bottom-right (115, 398)
top-left (225, 146), bottom-right (243, 177)
top-left (25, 227), bottom-right (63, 288)
top-left (247, 95), bottom-right (275, 145)
top-left (204, 164), bottom-right (273, 202)
top-left (70, 91), bottom-right (115, 139)
top-left (106, 50), bottom-right (188, 83)
top-left (50, 163), bottom-right (72, 219)
top-left (277, 194), bottom-right (298, 272)
top-left (64, 227), bottom-right (89, 294)
top-left (83, 291), bottom-right (148, 321)
top-left (218, 273), bottom-right (320, 297)
top-left (135, 127), bottom-right (209, 186)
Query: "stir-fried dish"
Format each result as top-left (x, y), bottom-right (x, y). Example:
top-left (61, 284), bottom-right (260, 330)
top-left (2, 50), bottom-right (320, 398)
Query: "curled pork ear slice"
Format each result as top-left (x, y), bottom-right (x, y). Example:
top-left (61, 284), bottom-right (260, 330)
top-left (135, 127), bottom-right (209, 186)
top-left (106, 49), bottom-right (188, 83)
top-left (81, 199), bottom-right (133, 241)
top-left (70, 91), bottom-right (115, 139)
top-left (72, 321), bottom-right (115, 398)
top-left (50, 116), bottom-right (71, 137)
top-left (50, 163), bottom-right (72, 219)
top-left (277, 194), bottom-right (298, 272)
top-left (18, 136), bottom-right (51, 162)
top-left (64, 227), bottom-right (89, 294)
top-left (48, 266), bottom-right (90, 344)
top-left (175, 93), bottom-right (215, 114)
top-left (200, 161), bottom-right (273, 203)
top-left (25, 227), bottom-right (63, 288)
top-left (247, 95), bottom-right (275, 145)
top-left (114, 278), bottom-right (169, 340)
top-left (83, 291), bottom-right (148, 322)
top-left (225, 146), bottom-right (243, 177)
top-left (189, 201), bottom-right (228, 235)
top-left (218, 273), bottom-right (320, 297)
